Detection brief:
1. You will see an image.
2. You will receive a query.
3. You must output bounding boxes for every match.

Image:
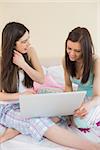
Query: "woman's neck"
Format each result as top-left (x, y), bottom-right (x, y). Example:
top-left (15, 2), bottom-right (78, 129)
top-left (75, 59), bottom-right (84, 79)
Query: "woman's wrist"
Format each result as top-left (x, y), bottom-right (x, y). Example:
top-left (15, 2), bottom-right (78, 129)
top-left (22, 62), bottom-right (28, 71)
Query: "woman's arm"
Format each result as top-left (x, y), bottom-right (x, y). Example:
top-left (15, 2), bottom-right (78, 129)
top-left (62, 57), bottom-right (73, 92)
top-left (91, 57), bottom-right (100, 105)
top-left (74, 57), bottom-right (100, 117)
top-left (13, 48), bottom-right (45, 84)
top-left (25, 47), bottom-right (45, 84)
top-left (0, 88), bottom-right (36, 101)
top-left (0, 92), bottom-right (20, 101)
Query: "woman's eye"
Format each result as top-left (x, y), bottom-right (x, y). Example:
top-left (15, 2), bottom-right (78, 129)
top-left (75, 50), bottom-right (81, 53)
top-left (21, 40), bottom-right (27, 43)
top-left (68, 47), bottom-right (71, 50)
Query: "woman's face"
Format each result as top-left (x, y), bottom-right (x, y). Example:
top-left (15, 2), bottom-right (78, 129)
top-left (66, 40), bottom-right (83, 62)
top-left (15, 31), bottom-right (30, 54)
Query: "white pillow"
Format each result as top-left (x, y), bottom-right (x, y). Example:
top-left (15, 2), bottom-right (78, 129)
top-left (47, 65), bottom-right (64, 85)
top-left (47, 65), bottom-right (78, 91)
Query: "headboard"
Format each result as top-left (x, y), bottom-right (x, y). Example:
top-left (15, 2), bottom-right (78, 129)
top-left (39, 57), bottom-right (62, 67)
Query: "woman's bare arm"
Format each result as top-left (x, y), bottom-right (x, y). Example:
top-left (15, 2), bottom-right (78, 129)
top-left (13, 47), bottom-right (45, 84)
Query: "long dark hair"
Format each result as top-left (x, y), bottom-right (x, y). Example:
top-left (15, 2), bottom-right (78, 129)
top-left (1, 22), bottom-right (33, 93)
top-left (65, 27), bottom-right (95, 84)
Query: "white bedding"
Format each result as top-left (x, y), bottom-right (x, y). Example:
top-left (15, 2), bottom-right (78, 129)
top-left (1, 124), bottom-right (100, 150)
top-left (0, 63), bottom-right (100, 150)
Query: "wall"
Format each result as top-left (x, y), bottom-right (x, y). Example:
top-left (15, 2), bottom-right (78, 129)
top-left (0, 0), bottom-right (99, 58)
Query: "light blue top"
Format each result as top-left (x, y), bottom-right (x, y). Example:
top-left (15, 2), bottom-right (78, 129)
top-left (70, 70), bottom-right (94, 97)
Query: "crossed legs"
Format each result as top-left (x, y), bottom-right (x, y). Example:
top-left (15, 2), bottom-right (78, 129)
top-left (0, 128), bottom-right (20, 143)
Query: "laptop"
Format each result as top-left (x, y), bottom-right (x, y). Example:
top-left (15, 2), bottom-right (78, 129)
top-left (19, 91), bottom-right (86, 118)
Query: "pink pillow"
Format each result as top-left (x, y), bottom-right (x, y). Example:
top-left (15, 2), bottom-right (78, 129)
top-left (34, 75), bottom-right (64, 92)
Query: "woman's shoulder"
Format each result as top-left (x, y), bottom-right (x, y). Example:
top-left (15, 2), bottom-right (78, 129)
top-left (92, 54), bottom-right (100, 73)
top-left (93, 54), bottom-right (100, 60)
top-left (27, 46), bottom-right (36, 54)
top-left (92, 54), bottom-right (100, 64)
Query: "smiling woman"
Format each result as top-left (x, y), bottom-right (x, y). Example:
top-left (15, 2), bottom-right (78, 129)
top-left (63, 27), bottom-right (100, 134)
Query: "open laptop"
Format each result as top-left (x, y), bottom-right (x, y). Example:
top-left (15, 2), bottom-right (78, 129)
top-left (19, 91), bottom-right (86, 118)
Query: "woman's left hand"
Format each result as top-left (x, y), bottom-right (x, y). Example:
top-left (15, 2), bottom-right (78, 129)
top-left (74, 101), bottom-right (93, 117)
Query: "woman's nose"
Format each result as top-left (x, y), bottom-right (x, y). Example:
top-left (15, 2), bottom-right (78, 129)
top-left (70, 50), bottom-right (76, 56)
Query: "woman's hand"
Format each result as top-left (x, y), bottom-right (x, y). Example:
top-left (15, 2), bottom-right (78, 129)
top-left (13, 50), bottom-right (26, 68)
top-left (74, 101), bottom-right (93, 118)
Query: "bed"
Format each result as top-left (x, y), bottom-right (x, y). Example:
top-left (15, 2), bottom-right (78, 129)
top-left (0, 57), bottom-right (100, 150)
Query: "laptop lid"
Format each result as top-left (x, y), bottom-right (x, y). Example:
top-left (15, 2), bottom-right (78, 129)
top-left (19, 91), bottom-right (86, 118)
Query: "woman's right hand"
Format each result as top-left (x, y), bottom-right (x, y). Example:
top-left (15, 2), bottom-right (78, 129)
top-left (13, 50), bottom-right (26, 69)
top-left (74, 101), bottom-right (93, 118)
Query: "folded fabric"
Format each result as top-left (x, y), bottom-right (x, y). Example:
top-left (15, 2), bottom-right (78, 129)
top-left (34, 75), bottom-right (64, 92)
top-left (37, 87), bottom-right (63, 94)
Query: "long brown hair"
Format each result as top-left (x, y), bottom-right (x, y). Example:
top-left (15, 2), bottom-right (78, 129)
top-left (1, 22), bottom-right (33, 93)
top-left (65, 27), bottom-right (95, 84)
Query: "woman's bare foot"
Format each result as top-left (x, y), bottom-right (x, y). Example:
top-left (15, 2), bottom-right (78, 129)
top-left (0, 128), bottom-right (20, 143)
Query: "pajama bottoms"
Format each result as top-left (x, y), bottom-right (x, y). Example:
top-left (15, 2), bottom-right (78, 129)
top-left (0, 103), bottom-right (55, 141)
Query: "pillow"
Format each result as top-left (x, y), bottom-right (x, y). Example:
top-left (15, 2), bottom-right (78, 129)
top-left (39, 65), bottom-right (78, 91)
top-left (34, 75), bottom-right (64, 92)
top-left (47, 65), bottom-right (64, 85)
top-left (47, 65), bottom-right (79, 90)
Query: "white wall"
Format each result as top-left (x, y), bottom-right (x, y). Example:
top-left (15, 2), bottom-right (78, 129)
top-left (0, 0), bottom-right (99, 58)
